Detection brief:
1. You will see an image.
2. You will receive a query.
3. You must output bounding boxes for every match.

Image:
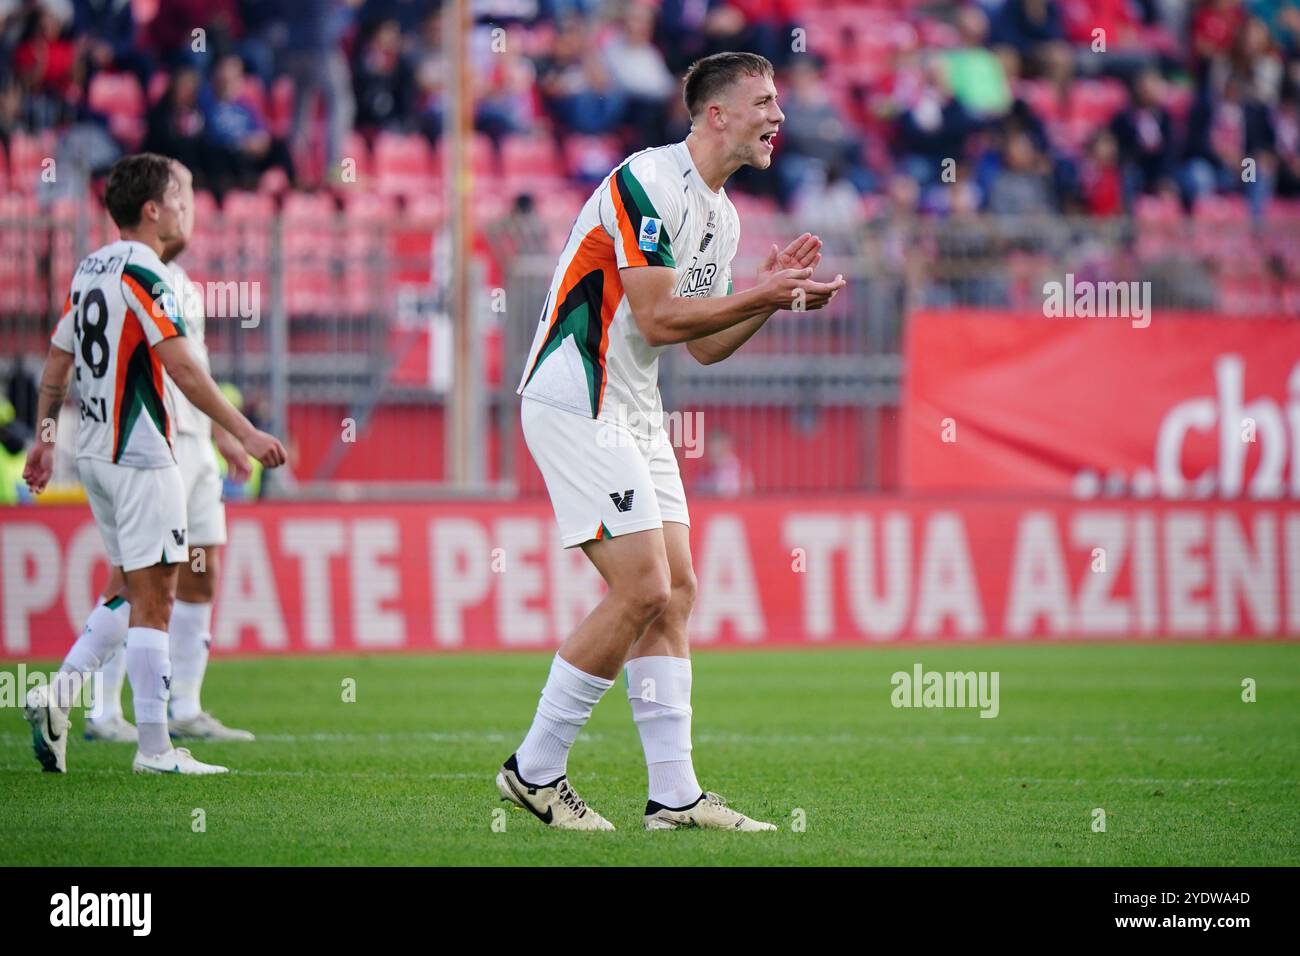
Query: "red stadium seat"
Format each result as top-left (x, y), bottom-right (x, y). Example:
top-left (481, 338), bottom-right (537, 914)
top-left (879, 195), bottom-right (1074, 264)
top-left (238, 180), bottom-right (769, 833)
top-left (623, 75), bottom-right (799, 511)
top-left (341, 130), bottom-right (372, 181)
top-left (282, 193), bottom-right (340, 317)
top-left (1194, 195), bottom-right (1249, 223)
top-left (501, 135), bottom-right (562, 177)
top-left (8, 130), bottom-right (57, 194)
top-left (87, 72), bottom-right (146, 148)
top-left (375, 132), bottom-right (436, 197)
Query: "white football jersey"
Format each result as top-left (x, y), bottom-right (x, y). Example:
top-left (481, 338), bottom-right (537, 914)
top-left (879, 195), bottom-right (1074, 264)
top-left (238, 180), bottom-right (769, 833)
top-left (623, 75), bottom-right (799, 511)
top-left (50, 240), bottom-right (186, 468)
top-left (163, 261), bottom-right (211, 438)
top-left (517, 141), bottom-right (740, 440)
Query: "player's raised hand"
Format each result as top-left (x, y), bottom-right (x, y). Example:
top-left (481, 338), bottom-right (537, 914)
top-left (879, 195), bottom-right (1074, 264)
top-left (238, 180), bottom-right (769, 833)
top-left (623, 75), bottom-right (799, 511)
top-left (757, 233), bottom-right (823, 282)
top-left (241, 429), bottom-right (288, 469)
top-left (758, 266), bottom-right (815, 309)
top-left (22, 442), bottom-right (55, 495)
top-left (778, 232), bottom-right (822, 271)
top-left (792, 272), bottom-right (846, 312)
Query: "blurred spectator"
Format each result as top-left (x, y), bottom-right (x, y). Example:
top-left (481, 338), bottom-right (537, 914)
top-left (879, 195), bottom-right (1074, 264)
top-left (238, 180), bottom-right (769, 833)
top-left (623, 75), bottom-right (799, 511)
top-left (793, 159), bottom-right (865, 243)
top-left (352, 17), bottom-right (416, 143)
top-left (1182, 72), bottom-right (1275, 215)
top-left (360, 0), bottom-right (434, 34)
top-left (0, 76), bottom-right (26, 161)
top-left (604, 3), bottom-right (676, 146)
top-left (987, 128), bottom-right (1056, 215)
top-left (475, 48), bottom-right (539, 146)
top-left (990, 0), bottom-right (1066, 62)
top-left (1110, 68), bottom-right (1178, 201)
top-left (13, 4), bottom-right (81, 117)
top-left (1274, 84), bottom-right (1300, 195)
top-left (537, 19), bottom-right (624, 135)
top-left (776, 57), bottom-right (871, 207)
top-left (654, 0), bottom-right (722, 73)
top-left (1078, 128), bottom-right (1124, 215)
top-left (144, 0), bottom-right (243, 68)
top-left (200, 52), bottom-right (295, 194)
top-left (410, 8), bottom-right (447, 144)
top-left (1251, 0), bottom-right (1300, 54)
top-left (284, 0), bottom-right (355, 181)
top-left (1192, 0), bottom-right (1248, 75)
top-left (73, 0), bottom-right (151, 88)
top-left (695, 430), bottom-right (753, 497)
top-left (932, 180), bottom-right (1010, 306)
top-left (897, 58), bottom-right (980, 190)
top-left (143, 65), bottom-right (207, 183)
top-left (945, 6), bottom-right (1012, 117)
top-left (1221, 16), bottom-right (1286, 104)
top-left (488, 192), bottom-right (552, 264)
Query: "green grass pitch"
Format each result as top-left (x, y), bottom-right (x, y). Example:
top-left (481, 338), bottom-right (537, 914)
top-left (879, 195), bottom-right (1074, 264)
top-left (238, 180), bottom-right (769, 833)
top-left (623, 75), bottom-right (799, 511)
top-left (2, 644), bottom-right (1297, 866)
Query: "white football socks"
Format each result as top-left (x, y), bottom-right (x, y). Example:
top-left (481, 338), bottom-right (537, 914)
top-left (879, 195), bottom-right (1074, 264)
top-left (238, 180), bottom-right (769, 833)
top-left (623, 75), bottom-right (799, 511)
top-left (58, 598), bottom-right (131, 714)
top-left (94, 647), bottom-right (128, 723)
top-left (168, 599), bottom-right (212, 722)
top-left (626, 655), bottom-right (703, 809)
top-left (126, 627), bottom-right (172, 756)
top-left (515, 654), bottom-right (614, 785)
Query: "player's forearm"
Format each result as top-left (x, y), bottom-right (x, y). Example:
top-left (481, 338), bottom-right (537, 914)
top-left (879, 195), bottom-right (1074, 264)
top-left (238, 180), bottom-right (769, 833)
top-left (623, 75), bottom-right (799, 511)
top-left (36, 347), bottom-right (74, 443)
top-left (169, 362), bottom-right (255, 441)
top-left (642, 286), bottom-right (772, 346)
top-left (687, 308), bottom-right (775, 365)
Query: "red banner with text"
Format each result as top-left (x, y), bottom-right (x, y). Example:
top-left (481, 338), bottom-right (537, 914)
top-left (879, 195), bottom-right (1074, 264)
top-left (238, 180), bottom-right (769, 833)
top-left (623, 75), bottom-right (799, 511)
top-left (903, 311), bottom-right (1300, 498)
top-left (2, 498), bottom-right (1298, 657)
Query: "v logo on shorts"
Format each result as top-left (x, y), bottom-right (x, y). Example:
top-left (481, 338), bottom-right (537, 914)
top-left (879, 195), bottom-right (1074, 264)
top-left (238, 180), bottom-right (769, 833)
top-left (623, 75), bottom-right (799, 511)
top-left (171, 529), bottom-right (185, 545)
top-left (609, 490), bottom-right (635, 513)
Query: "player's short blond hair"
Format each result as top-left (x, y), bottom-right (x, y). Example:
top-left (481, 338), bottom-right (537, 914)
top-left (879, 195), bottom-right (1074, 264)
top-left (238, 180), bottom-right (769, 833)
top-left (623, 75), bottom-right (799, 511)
top-left (683, 52), bottom-right (774, 119)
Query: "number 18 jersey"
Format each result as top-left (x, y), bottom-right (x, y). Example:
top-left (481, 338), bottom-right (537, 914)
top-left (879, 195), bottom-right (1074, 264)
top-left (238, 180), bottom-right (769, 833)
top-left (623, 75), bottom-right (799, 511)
top-left (51, 240), bottom-right (188, 468)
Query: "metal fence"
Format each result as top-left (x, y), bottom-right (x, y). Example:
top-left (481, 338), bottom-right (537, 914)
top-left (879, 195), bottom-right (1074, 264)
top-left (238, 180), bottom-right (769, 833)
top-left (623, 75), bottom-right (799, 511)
top-left (3, 202), bottom-right (1298, 498)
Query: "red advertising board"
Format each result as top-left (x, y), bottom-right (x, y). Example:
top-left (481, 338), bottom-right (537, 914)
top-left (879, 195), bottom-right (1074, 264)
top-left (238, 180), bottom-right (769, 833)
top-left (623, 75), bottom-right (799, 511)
top-left (2, 498), bottom-right (1297, 657)
top-left (903, 311), bottom-right (1300, 498)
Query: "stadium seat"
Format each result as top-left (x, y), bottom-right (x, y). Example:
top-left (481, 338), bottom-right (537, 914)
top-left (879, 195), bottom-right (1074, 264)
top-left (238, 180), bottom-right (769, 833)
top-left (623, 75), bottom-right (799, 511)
top-left (87, 72), bottom-right (146, 149)
top-left (8, 130), bottom-right (56, 194)
top-left (282, 192), bottom-right (340, 317)
top-left (375, 132), bottom-right (436, 197)
top-left (501, 134), bottom-right (562, 177)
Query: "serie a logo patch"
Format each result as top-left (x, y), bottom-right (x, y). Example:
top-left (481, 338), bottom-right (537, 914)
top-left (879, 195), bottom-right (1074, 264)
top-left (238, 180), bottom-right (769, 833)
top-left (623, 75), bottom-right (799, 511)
top-left (639, 217), bottom-right (662, 252)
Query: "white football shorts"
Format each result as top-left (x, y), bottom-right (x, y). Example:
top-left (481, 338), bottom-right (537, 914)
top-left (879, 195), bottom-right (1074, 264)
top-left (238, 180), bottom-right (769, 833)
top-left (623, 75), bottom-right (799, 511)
top-left (77, 458), bottom-right (188, 572)
top-left (521, 396), bottom-right (690, 549)
top-left (175, 431), bottom-right (228, 547)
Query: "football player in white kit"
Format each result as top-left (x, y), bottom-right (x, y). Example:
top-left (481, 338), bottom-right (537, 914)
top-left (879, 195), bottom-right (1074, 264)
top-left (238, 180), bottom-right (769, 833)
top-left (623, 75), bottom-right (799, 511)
top-left (498, 53), bottom-right (845, 829)
top-left (22, 153), bottom-right (286, 774)
top-left (81, 160), bottom-right (257, 744)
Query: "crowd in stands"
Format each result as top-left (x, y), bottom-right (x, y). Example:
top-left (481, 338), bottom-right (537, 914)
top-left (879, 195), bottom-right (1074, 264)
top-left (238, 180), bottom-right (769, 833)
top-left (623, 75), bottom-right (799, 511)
top-left (1, 0), bottom-right (1298, 218)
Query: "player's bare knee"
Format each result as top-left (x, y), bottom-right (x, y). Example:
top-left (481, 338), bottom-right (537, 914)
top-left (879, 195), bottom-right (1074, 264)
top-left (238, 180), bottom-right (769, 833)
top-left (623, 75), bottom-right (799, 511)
top-left (634, 577), bottom-right (673, 624)
top-left (672, 570), bottom-right (698, 613)
top-left (178, 560), bottom-right (216, 603)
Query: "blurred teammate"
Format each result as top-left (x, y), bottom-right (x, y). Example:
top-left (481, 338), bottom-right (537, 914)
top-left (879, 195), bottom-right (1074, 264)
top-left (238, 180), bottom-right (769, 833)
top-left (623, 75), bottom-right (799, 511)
top-left (500, 52), bottom-right (844, 830)
top-left (83, 160), bottom-right (257, 745)
top-left (22, 153), bottom-right (286, 774)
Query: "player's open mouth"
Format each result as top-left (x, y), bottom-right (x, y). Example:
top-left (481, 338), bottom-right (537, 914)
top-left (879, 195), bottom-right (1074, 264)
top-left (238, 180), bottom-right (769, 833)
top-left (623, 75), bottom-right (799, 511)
top-left (759, 132), bottom-right (777, 150)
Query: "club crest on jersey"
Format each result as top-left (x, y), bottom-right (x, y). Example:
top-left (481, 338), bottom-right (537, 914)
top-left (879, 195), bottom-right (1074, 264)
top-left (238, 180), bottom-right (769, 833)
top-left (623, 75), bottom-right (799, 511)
top-left (638, 217), bottom-right (662, 252)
